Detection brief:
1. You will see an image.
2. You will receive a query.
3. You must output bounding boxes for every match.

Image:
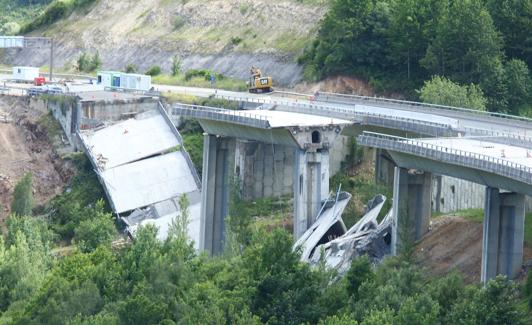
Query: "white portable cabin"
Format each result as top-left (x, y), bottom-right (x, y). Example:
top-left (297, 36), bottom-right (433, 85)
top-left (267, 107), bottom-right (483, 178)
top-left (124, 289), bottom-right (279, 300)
top-left (96, 71), bottom-right (114, 88)
top-left (97, 71), bottom-right (151, 91)
top-left (12, 66), bottom-right (39, 81)
top-left (120, 73), bottom-right (151, 91)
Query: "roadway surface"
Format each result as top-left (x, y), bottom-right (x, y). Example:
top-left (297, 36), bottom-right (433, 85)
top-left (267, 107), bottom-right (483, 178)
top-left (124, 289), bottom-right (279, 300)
top-left (153, 84), bottom-right (532, 139)
top-left (2, 73), bottom-right (532, 140)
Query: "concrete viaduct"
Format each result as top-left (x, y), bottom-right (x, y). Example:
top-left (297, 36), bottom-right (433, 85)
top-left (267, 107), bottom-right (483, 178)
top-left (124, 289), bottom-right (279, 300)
top-left (169, 87), bottom-right (532, 283)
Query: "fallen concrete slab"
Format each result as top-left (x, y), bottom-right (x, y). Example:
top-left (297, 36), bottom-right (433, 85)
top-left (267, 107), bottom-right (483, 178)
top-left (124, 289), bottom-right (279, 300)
top-left (78, 103), bottom-right (202, 245)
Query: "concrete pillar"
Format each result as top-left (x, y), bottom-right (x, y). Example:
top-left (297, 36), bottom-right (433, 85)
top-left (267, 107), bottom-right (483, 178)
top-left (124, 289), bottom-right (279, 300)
top-left (481, 188), bottom-right (525, 283)
top-left (293, 149), bottom-right (330, 240)
top-left (391, 167), bottom-right (432, 255)
top-left (199, 134), bottom-right (231, 255)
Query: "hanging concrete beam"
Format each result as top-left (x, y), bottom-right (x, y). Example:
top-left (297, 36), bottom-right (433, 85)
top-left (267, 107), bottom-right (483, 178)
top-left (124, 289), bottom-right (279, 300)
top-left (481, 188), bottom-right (525, 283)
top-left (391, 167), bottom-right (432, 255)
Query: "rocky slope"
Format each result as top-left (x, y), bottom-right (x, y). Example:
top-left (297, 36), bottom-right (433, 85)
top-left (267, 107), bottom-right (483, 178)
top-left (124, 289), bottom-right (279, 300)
top-left (2, 0), bottom-right (327, 85)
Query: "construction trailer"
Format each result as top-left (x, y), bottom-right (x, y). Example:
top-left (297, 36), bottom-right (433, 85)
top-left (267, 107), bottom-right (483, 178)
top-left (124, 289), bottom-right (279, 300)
top-left (12, 66), bottom-right (39, 81)
top-left (97, 71), bottom-right (152, 91)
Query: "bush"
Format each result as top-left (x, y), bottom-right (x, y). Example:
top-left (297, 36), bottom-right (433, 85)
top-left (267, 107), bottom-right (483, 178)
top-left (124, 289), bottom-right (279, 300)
top-left (230, 36), bottom-right (243, 45)
top-left (125, 63), bottom-right (137, 73)
top-left (184, 69), bottom-right (225, 82)
top-left (145, 65), bottom-right (162, 76)
top-left (11, 173), bottom-right (33, 216)
top-left (77, 52), bottom-right (101, 73)
top-left (173, 16), bottom-right (185, 30)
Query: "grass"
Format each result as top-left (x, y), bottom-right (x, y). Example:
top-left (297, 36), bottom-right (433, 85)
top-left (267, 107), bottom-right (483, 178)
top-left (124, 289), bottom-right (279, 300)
top-left (153, 73), bottom-right (247, 92)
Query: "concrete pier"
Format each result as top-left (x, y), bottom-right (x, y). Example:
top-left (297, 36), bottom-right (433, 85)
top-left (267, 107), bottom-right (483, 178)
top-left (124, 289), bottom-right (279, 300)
top-left (391, 167), bottom-right (432, 255)
top-left (293, 149), bottom-right (330, 239)
top-left (199, 134), bottom-right (232, 255)
top-left (481, 188), bottom-right (525, 283)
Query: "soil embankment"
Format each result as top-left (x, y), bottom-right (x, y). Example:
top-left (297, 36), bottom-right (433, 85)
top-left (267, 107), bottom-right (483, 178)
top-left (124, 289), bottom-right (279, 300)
top-left (415, 216), bottom-right (532, 283)
top-left (0, 96), bottom-right (73, 226)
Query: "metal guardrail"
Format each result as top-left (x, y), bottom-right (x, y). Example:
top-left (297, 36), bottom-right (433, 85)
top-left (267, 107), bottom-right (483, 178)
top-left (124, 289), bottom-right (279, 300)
top-left (219, 93), bottom-right (532, 141)
top-left (216, 93), bottom-right (456, 136)
top-left (171, 103), bottom-right (271, 129)
top-left (316, 91), bottom-right (532, 124)
top-left (357, 132), bottom-right (532, 185)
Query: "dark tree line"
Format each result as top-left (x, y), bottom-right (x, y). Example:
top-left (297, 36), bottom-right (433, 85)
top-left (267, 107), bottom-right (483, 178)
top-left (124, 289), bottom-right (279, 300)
top-left (301, 0), bottom-right (532, 114)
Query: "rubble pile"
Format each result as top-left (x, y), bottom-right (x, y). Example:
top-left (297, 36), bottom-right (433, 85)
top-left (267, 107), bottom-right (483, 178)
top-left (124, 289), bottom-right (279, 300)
top-left (295, 193), bottom-right (393, 277)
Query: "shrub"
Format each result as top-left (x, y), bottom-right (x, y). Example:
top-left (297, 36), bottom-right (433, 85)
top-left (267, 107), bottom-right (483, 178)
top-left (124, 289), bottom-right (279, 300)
top-left (173, 16), bottom-right (185, 30)
top-left (145, 65), bottom-right (162, 76)
top-left (77, 52), bottom-right (101, 73)
top-left (11, 173), bottom-right (33, 216)
top-left (125, 63), bottom-right (137, 73)
top-left (171, 55), bottom-right (181, 76)
top-left (230, 36), bottom-right (242, 45)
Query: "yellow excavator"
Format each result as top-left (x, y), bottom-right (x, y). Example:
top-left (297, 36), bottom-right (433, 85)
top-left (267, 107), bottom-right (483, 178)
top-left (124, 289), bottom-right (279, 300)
top-left (248, 66), bottom-right (273, 93)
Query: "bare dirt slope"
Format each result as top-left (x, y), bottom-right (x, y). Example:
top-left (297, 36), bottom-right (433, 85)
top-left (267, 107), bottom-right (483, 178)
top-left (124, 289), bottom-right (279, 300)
top-left (415, 216), bottom-right (532, 283)
top-left (4, 0), bottom-right (327, 85)
top-left (0, 96), bottom-right (73, 225)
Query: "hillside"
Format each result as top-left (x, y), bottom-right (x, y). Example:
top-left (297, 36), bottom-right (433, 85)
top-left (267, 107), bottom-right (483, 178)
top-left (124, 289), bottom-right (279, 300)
top-left (1, 0), bottom-right (328, 85)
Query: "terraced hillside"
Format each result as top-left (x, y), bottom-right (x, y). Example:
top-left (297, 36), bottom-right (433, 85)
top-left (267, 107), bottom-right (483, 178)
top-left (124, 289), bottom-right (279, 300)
top-left (2, 0), bottom-right (328, 85)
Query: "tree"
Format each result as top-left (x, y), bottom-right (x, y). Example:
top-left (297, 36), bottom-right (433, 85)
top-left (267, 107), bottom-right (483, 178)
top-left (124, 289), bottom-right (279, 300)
top-left (73, 200), bottom-right (116, 253)
top-left (418, 75), bottom-right (487, 110)
top-left (168, 193), bottom-right (190, 243)
top-left (504, 59), bottom-right (531, 114)
top-left (486, 0), bottom-right (532, 67)
top-left (11, 173), bottom-right (33, 216)
top-left (448, 276), bottom-right (526, 324)
top-left (422, 0), bottom-right (503, 80)
top-left (171, 55), bottom-right (181, 76)
top-left (395, 294), bottom-right (439, 325)
top-left (300, 0), bottom-right (391, 80)
top-left (346, 255), bottom-right (375, 299)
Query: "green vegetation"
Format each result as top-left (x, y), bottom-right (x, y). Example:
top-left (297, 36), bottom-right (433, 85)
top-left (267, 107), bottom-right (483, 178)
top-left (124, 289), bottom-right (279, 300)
top-left (77, 52), bottom-right (101, 73)
top-left (145, 65), bottom-right (162, 76)
top-left (418, 76), bottom-right (487, 111)
top-left (46, 153), bottom-right (109, 239)
top-left (153, 71), bottom-right (247, 92)
top-left (170, 55), bottom-right (181, 76)
top-left (73, 200), bottom-right (116, 253)
top-left (124, 63), bottom-right (137, 73)
top-left (0, 0), bottom-right (51, 35)
top-left (330, 143), bottom-right (391, 227)
top-left (0, 216), bottom-right (530, 324)
top-left (20, 0), bottom-right (97, 33)
top-left (11, 173), bottom-right (34, 217)
top-left (302, 0), bottom-right (532, 114)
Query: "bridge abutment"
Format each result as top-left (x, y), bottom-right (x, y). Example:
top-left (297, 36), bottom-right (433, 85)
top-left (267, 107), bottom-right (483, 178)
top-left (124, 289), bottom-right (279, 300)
top-left (481, 188), bottom-right (525, 283)
top-left (391, 167), bottom-right (432, 255)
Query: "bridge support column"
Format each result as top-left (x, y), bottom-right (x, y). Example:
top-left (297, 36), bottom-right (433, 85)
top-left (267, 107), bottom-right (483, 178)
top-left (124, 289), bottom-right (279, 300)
top-left (200, 134), bottom-right (232, 255)
top-left (481, 188), bottom-right (525, 283)
top-left (293, 149), bottom-right (330, 240)
top-left (391, 167), bottom-right (432, 255)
